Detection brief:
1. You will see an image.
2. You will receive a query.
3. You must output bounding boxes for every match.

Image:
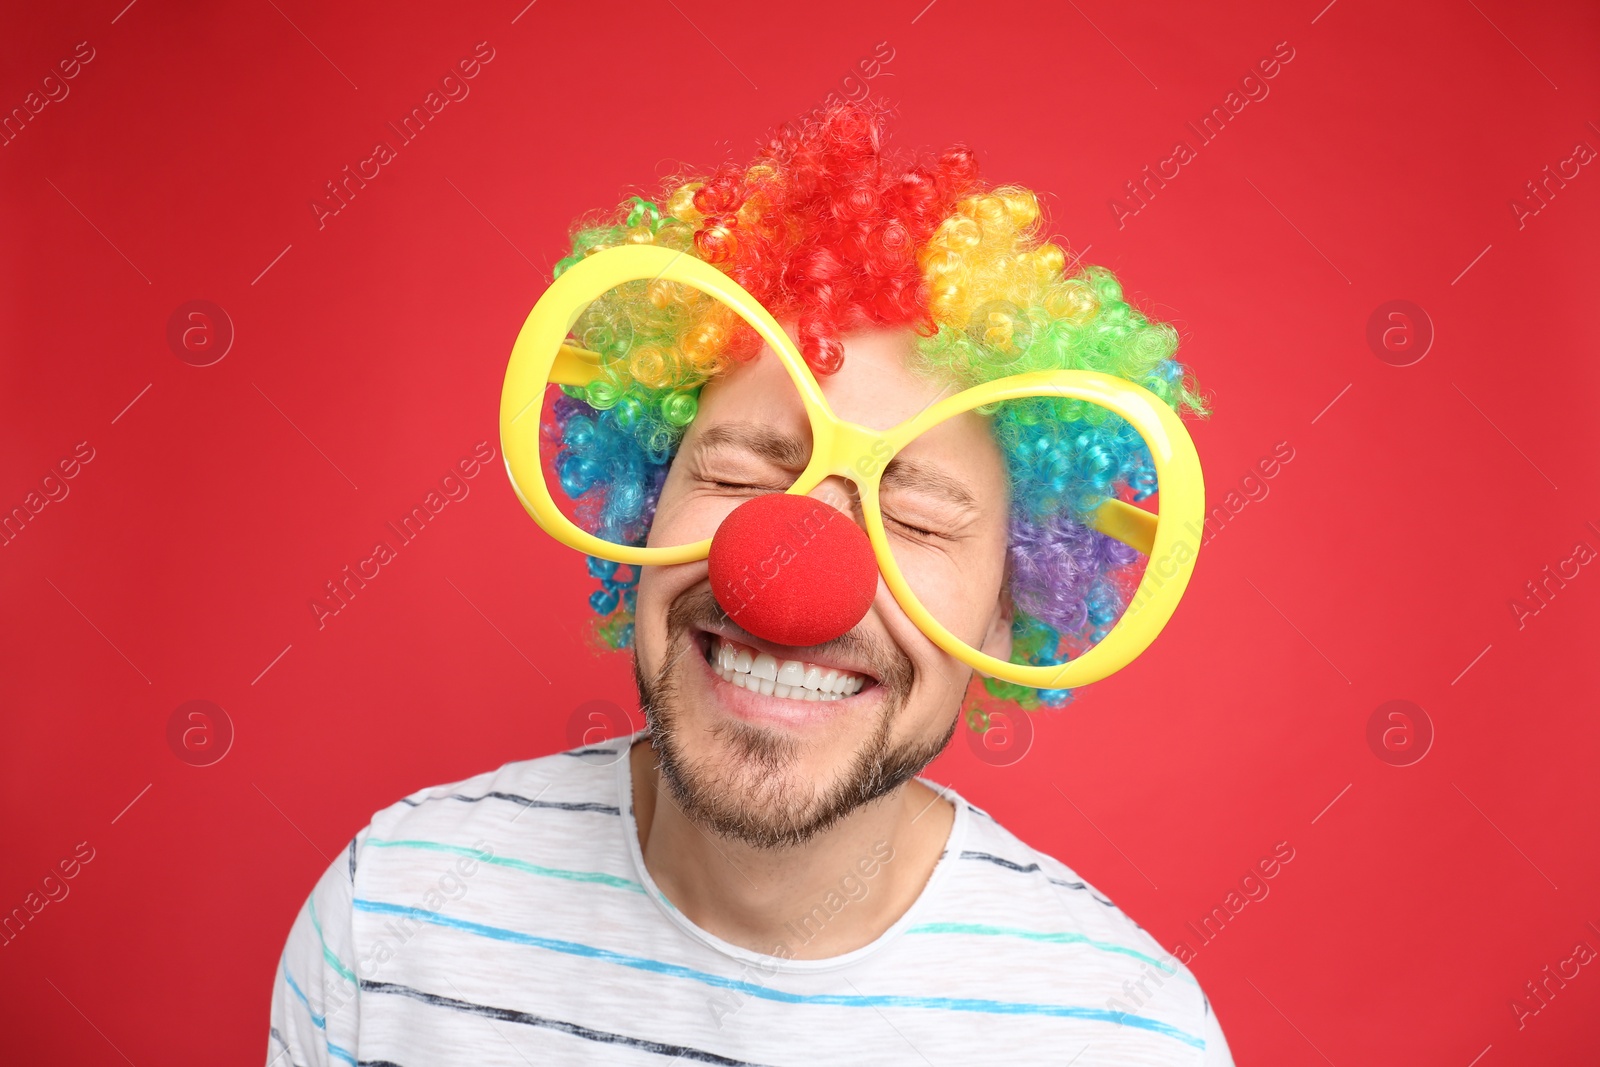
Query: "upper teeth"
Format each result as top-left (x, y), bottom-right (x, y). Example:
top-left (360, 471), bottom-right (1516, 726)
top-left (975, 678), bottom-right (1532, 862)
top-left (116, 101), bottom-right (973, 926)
top-left (711, 635), bottom-right (867, 702)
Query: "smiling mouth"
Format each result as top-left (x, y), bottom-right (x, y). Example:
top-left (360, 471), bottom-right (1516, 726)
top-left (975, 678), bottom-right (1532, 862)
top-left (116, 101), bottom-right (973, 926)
top-left (696, 630), bottom-right (876, 704)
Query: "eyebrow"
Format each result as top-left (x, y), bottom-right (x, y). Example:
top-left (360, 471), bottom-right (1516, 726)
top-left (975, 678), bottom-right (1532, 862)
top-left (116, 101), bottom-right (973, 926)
top-left (881, 455), bottom-right (978, 511)
top-left (691, 422), bottom-right (810, 469)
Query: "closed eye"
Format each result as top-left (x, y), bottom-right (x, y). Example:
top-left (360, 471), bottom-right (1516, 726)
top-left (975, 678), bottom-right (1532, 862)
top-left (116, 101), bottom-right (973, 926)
top-left (706, 478), bottom-right (787, 493)
top-left (886, 514), bottom-right (954, 542)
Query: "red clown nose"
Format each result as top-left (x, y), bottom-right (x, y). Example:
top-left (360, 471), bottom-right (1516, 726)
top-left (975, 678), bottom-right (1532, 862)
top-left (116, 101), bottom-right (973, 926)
top-left (707, 493), bottom-right (878, 647)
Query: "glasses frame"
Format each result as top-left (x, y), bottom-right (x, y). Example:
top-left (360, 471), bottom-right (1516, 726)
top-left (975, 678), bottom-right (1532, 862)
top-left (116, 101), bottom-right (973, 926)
top-left (501, 243), bottom-right (1205, 690)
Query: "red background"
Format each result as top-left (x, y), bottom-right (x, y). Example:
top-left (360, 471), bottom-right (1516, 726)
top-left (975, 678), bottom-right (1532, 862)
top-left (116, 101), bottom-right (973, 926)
top-left (3, 0), bottom-right (1597, 1063)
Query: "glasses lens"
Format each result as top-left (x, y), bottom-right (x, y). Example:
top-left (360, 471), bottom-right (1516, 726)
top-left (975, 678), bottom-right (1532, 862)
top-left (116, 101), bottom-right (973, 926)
top-left (535, 281), bottom-right (810, 552)
top-left (884, 388), bottom-right (1153, 676)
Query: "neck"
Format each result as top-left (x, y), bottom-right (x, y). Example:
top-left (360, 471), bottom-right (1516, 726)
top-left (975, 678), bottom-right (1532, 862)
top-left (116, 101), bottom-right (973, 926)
top-left (627, 736), bottom-right (955, 960)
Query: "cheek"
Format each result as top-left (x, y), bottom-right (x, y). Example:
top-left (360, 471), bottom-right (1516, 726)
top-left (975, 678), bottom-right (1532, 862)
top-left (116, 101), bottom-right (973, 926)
top-left (892, 536), bottom-right (1010, 649)
top-left (875, 584), bottom-right (933, 685)
top-left (644, 466), bottom-right (742, 551)
top-left (644, 476), bottom-right (691, 549)
top-left (633, 562), bottom-right (707, 657)
top-left (634, 566), bottom-right (671, 642)
top-left (875, 578), bottom-right (969, 705)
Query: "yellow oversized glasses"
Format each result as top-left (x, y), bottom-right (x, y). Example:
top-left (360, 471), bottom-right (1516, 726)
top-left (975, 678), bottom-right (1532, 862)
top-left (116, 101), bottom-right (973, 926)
top-left (500, 244), bottom-right (1205, 690)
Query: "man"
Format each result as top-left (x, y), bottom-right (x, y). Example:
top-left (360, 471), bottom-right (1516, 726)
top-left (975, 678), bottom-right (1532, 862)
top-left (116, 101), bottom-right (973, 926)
top-left (270, 102), bottom-right (1231, 1065)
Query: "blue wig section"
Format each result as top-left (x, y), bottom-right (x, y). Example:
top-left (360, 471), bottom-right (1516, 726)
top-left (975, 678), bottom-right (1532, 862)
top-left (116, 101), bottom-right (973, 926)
top-left (549, 392), bottom-right (671, 547)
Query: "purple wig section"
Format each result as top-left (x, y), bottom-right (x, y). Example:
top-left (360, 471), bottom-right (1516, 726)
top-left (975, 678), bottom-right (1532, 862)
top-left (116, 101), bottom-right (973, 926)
top-left (1008, 508), bottom-right (1141, 635)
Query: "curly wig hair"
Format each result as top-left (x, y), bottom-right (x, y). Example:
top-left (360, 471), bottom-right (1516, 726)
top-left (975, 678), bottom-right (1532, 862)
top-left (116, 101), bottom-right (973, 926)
top-left (539, 101), bottom-right (1208, 722)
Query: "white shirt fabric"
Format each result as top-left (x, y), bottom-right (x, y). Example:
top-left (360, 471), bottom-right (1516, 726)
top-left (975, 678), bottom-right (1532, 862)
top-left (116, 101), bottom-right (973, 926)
top-left (269, 730), bottom-right (1234, 1066)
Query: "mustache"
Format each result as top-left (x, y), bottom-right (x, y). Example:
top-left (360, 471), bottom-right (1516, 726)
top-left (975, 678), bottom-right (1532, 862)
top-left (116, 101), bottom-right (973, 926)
top-left (666, 584), bottom-right (915, 694)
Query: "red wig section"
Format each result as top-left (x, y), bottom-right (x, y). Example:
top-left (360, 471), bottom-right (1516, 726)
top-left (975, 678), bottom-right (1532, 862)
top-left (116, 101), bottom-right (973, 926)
top-left (685, 101), bottom-right (981, 375)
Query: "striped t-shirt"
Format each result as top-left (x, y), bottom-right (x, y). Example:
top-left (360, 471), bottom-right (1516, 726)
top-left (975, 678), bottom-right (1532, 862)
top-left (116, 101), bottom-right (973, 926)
top-left (269, 730), bottom-right (1233, 1066)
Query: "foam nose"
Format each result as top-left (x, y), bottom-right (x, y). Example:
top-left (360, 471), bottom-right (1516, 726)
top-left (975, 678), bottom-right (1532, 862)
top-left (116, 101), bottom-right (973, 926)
top-left (707, 493), bottom-right (877, 647)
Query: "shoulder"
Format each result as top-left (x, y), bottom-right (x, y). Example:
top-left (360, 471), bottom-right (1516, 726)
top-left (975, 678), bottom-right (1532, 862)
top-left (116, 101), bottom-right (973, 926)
top-left (269, 734), bottom-right (641, 1061)
top-left (348, 732), bottom-right (636, 887)
top-left (950, 795), bottom-right (1133, 921)
top-left (925, 787), bottom-right (1226, 1062)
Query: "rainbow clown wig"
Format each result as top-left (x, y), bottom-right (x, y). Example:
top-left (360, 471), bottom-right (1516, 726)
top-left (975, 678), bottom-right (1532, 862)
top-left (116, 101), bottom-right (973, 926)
top-left (540, 101), bottom-right (1209, 720)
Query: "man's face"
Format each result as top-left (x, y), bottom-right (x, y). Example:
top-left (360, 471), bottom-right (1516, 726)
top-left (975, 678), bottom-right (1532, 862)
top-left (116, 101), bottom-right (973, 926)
top-left (632, 325), bottom-right (1014, 848)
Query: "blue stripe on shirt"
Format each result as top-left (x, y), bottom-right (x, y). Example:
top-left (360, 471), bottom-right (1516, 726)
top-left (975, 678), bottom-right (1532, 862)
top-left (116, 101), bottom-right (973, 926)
top-left (281, 961), bottom-right (359, 1065)
top-left (350, 898), bottom-right (1204, 1050)
top-left (363, 838), bottom-right (646, 894)
top-left (905, 921), bottom-right (1195, 982)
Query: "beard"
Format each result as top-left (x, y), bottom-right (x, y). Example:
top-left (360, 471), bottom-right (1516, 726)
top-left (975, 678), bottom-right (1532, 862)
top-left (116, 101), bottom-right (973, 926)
top-left (632, 585), bottom-right (956, 851)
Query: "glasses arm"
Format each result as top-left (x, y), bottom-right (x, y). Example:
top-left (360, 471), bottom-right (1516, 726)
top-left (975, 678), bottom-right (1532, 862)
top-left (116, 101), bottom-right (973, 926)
top-left (1087, 497), bottom-right (1157, 556)
top-left (551, 344), bottom-right (604, 387)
